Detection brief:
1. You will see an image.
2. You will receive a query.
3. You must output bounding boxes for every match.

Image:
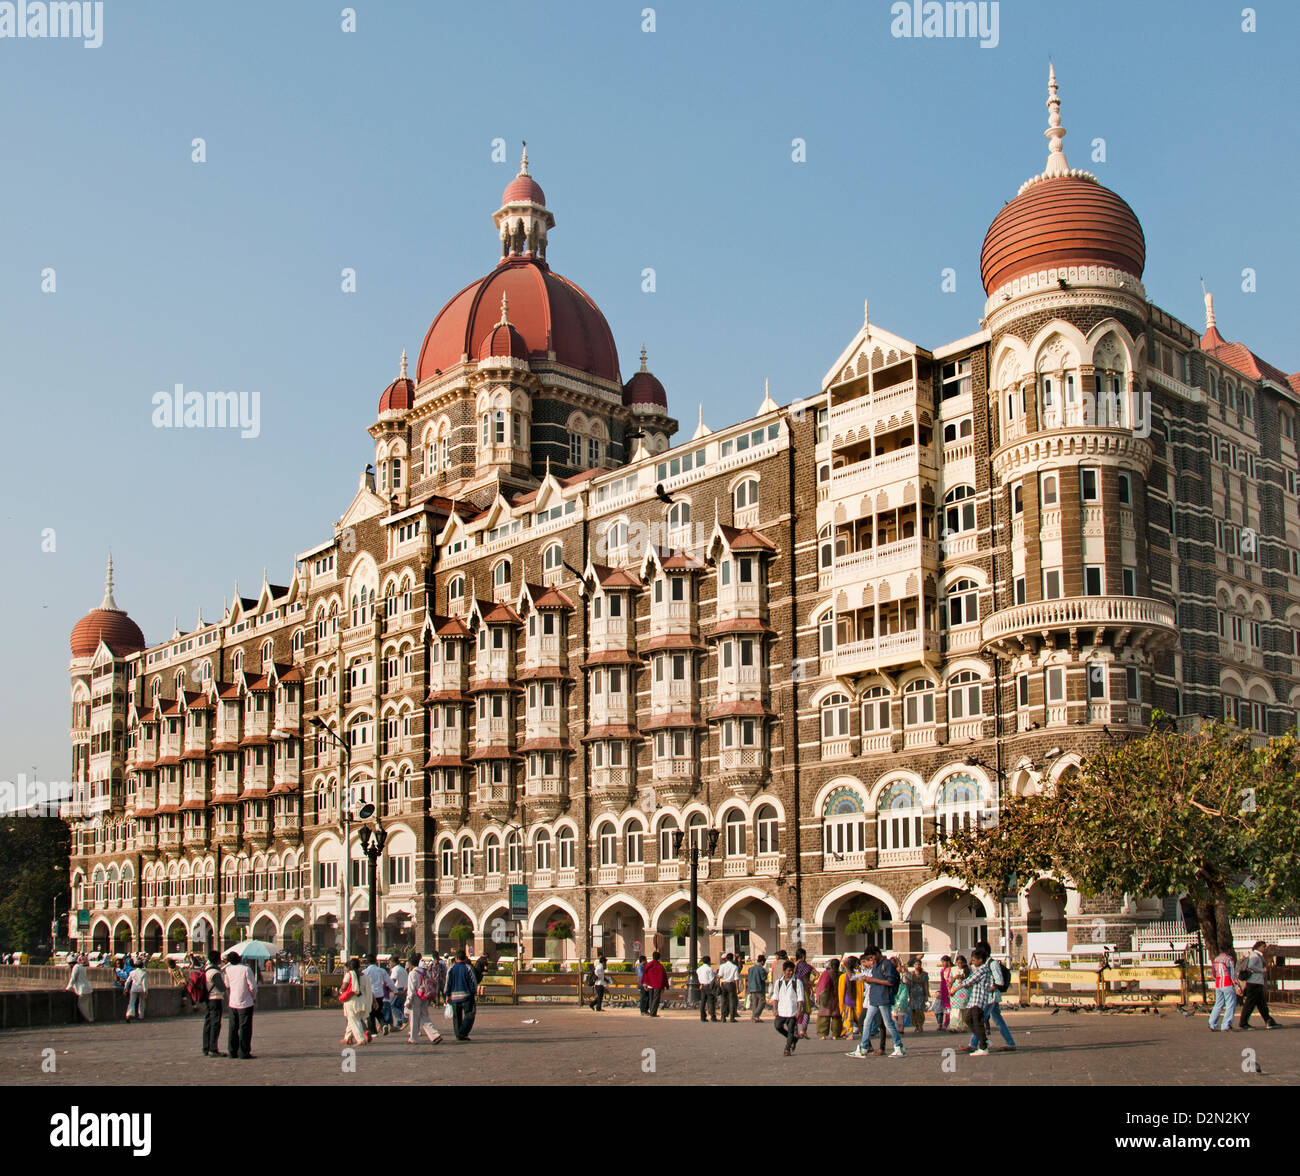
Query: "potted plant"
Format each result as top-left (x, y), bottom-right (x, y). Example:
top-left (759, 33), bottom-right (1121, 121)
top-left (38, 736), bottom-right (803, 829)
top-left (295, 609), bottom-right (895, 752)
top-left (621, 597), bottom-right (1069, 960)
top-left (671, 915), bottom-right (691, 940)
top-left (547, 918), bottom-right (574, 941)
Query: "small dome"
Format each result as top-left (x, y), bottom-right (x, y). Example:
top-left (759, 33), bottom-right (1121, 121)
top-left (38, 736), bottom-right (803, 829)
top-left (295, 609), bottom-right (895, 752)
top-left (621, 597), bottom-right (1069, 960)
top-left (377, 351), bottom-right (415, 414)
top-left (502, 174), bottom-right (546, 206)
top-left (623, 347), bottom-right (667, 408)
top-left (70, 556), bottom-right (145, 658)
top-left (478, 320), bottom-right (529, 362)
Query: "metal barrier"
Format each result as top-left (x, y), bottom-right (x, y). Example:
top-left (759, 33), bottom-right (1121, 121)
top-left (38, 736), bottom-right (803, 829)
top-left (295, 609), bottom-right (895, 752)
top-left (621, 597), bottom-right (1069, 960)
top-left (1024, 959), bottom-right (1195, 1008)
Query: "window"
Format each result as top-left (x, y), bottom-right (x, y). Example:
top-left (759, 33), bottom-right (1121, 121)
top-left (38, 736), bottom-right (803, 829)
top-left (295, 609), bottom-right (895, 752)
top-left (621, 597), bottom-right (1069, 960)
top-left (820, 693), bottom-right (850, 739)
top-left (1125, 667), bottom-right (1141, 704)
top-left (947, 671), bottom-right (982, 720)
top-left (724, 810), bottom-right (746, 857)
top-left (1122, 568), bottom-right (1136, 596)
top-left (1081, 468), bottom-right (1100, 502)
top-left (667, 501), bottom-right (691, 546)
top-left (658, 817), bottom-right (679, 862)
top-left (598, 822), bottom-right (618, 866)
top-left (823, 788), bottom-right (866, 857)
top-left (1012, 483), bottom-right (1023, 516)
top-left (587, 437), bottom-right (601, 466)
top-left (448, 577), bottom-right (464, 606)
top-left (1087, 661), bottom-right (1107, 700)
top-left (624, 821), bottom-right (644, 864)
top-left (1118, 473), bottom-right (1131, 505)
top-left (1016, 673), bottom-right (1029, 708)
top-left (1045, 666), bottom-right (1066, 703)
top-left (941, 358), bottom-right (971, 399)
top-left (1084, 565), bottom-right (1103, 596)
top-left (861, 686), bottom-right (890, 732)
top-left (946, 579), bottom-right (979, 627)
top-left (734, 478), bottom-right (759, 510)
top-left (903, 679), bottom-right (935, 726)
top-left (1043, 569), bottom-right (1062, 600)
top-left (493, 560), bottom-right (511, 588)
top-left (1014, 576), bottom-right (1026, 605)
top-left (1040, 473), bottom-right (1058, 507)
top-left (877, 781), bottom-right (923, 852)
top-left (943, 485), bottom-right (976, 534)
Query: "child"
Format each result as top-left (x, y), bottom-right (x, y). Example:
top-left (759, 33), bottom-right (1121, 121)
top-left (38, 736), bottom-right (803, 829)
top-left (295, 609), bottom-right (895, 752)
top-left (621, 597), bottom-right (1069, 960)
top-left (891, 955), bottom-right (909, 1036)
top-left (935, 954), bottom-right (953, 1031)
top-left (948, 955), bottom-right (970, 1033)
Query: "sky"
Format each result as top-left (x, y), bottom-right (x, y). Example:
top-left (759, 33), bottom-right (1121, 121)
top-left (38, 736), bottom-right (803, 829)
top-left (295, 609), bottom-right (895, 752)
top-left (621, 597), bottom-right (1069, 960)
top-left (1, 0), bottom-right (1296, 786)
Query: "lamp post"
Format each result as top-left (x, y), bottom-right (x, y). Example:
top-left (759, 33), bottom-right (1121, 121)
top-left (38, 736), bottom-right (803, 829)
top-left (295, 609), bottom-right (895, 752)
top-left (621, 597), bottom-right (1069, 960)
top-left (672, 825), bottom-right (719, 1008)
top-left (309, 718), bottom-right (353, 961)
top-left (358, 822), bottom-right (387, 959)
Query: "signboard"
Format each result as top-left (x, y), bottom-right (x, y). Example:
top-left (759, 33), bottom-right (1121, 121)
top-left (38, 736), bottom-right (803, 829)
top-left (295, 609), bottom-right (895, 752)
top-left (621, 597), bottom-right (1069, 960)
top-left (509, 884), bottom-right (528, 921)
top-left (77, 909), bottom-right (90, 930)
top-left (234, 898), bottom-right (251, 926)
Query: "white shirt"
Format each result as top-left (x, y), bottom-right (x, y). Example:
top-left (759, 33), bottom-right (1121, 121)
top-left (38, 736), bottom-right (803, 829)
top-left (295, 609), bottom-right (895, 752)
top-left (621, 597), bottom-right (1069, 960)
top-left (365, 963), bottom-right (389, 999)
top-left (697, 963), bottom-right (716, 986)
top-left (66, 963), bottom-right (91, 996)
top-left (717, 961), bottom-right (740, 984)
top-left (225, 962), bottom-right (257, 1010)
top-left (125, 968), bottom-right (147, 993)
top-left (594, 961), bottom-right (607, 986)
top-left (774, 976), bottom-right (804, 1018)
top-left (390, 963), bottom-right (408, 991)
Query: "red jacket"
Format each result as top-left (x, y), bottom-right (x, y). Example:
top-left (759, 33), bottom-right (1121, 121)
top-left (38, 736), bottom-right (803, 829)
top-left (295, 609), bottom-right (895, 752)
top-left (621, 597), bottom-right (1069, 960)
top-left (642, 960), bottom-right (668, 989)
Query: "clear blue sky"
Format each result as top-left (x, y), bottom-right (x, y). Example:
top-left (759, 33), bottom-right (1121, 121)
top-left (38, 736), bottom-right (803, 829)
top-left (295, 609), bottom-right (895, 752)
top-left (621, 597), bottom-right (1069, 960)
top-left (2, 0), bottom-right (1296, 785)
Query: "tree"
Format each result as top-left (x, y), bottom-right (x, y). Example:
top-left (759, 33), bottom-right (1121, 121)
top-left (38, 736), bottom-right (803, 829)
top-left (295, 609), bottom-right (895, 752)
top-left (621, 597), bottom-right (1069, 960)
top-left (845, 907), bottom-right (880, 951)
top-left (0, 816), bottom-right (70, 954)
top-left (449, 923), bottom-right (473, 947)
top-left (938, 720), bottom-right (1300, 957)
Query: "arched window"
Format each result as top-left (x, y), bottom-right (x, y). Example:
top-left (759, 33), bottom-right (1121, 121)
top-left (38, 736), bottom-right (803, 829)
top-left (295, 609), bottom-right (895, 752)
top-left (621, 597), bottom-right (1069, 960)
top-left (232, 651), bottom-right (243, 673)
top-left (936, 772), bottom-right (985, 840)
top-left (391, 457), bottom-right (402, 490)
top-left (534, 828), bottom-right (552, 871)
top-left (459, 838), bottom-right (474, 876)
top-left (447, 576), bottom-right (465, 606)
top-left (605, 520), bottom-right (629, 559)
top-left (667, 501), bottom-right (691, 546)
top-left (903, 679), bottom-right (935, 726)
top-left (505, 830), bottom-right (522, 874)
top-left (598, 821), bottom-right (618, 866)
top-left (946, 579), bottom-right (979, 627)
top-left (292, 630), bottom-right (304, 655)
top-left (943, 485), bottom-right (976, 535)
top-left (492, 560), bottom-right (511, 589)
top-left (657, 816), bottom-right (679, 862)
top-left (261, 640), bottom-right (273, 667)
top-left (439, 839), bottom-right (455, 878)
top-left (819, 525), bottom-right (834, 572)
top-left (542, 543), bottom-right (564, 573)
top-left (876, 780), bottom-right (923, 851)
top-left (861, 686), bottom-right (890, 732)
top-left (624, 819), bottom-right (644, 864)
top-left (948, 670), bottom-right (982, 720)
top-left (557, 826), bottom-right (576, 870)
top-left (734, 478), bottom-right (759, 511)
top-left (823, 788), bottom-right (866, 857)
top-left (820, 692), bottom-right (850, 739)
top-left (723, 809), bottom-right (746, 857)
top-left (755, 804), bottom-right (779, 854)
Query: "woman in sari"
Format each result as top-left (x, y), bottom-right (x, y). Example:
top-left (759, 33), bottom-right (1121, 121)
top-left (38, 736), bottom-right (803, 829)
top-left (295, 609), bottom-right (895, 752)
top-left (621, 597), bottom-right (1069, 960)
top-left (339, 956), bottom-right (373, 1045)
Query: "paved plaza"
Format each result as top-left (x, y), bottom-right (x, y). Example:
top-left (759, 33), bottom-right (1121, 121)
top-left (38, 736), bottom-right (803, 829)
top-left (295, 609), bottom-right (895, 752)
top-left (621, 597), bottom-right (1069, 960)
top-left (2, 1004), bottom-right (1295, 1087)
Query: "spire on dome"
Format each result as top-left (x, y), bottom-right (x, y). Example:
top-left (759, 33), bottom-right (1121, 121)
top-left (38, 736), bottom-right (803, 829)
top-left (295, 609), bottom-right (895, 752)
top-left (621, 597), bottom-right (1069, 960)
top-left (100, 552), bottom-right (118, 611)
top-left (640, 345), bottom-right (648, 372)
top-left (758, 379), bottom-right (778, 415)
top-left (399, 349), bottom-right (408, 379)
top-left (520, 141), bottom-right (529, 175)
top-left (499, 292), bottom-right (510, 325)
top-left (1043, 63), bottom-right (1070, 177)
top-left (496, 143), bottom-right (553, 261)
top-left (1201, 280), bottom-right (1224, 347)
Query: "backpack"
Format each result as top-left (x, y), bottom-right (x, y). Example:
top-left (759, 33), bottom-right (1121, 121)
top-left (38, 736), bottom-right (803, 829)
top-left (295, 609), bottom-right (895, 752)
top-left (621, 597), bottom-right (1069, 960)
top-left (991, 959), bottom-right (1011, 993)
top-left (185, 967), bottom-right (209, 1005)
top-left (414, 967), bottom-right (438, 1003)
top-left (583, 967), bottom-right (597, 987)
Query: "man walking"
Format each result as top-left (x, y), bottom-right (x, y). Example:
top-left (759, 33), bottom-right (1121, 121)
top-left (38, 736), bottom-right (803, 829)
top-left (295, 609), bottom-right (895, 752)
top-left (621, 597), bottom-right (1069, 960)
top-left (124, 961), bottom-right (148, 1021)
top-left (445, 948), bottom-right (478, 1040)
top-left (642, 950), bottom-right (669, 1016)
top-left (1238, 941), bottom-right (1277, 1030)
top-left (717, 952), bottom-right (741, 1022)
top-left (847, 947), bottom-right (905, 1059)
top-left (952, 947), bottom-right (994, 1056)
top-left (389, 955), bottom-right (409, 1032)
top-left (66, 953), bottom-right (94, 1023)
top-left (224, 950), bottom-right (257, 1060)
top-left (203, 950), bottom-right (227, 1057)
top-left (773, 959), bottom-right (804, 1056)
top-left (1208, 946), bottom-right (1239, 1032)
top-left (636, 955), bottom-right (649, 1015)
top-left (746, 954), bottom-right (768, 1022)
top-left (696, 955), bottom-right (718, 1022)
top-left (969, 940), bottom-right (1015, 1051)
top-left (364, 954), bottom-right (390, 1037)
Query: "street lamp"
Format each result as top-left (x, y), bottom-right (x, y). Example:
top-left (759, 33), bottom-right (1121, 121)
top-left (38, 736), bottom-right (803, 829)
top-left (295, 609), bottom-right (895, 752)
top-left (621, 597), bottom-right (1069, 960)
top-left (309, 717), bottom-right (353, 961)
top-left (358, 819), bottom-right (387, 959)
top-left (672, 824), bottom-right (720, 1008)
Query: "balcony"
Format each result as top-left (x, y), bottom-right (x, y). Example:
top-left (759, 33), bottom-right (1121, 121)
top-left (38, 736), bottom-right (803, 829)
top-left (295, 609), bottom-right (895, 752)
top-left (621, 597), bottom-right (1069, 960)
top-left (158, 828), bottom-right (182, 853)
top-left (532, 869), bottom-right (554, 889)
top-left (827, 379), bottom-right (919, 442)
top-left (861, 732), bottom-right (892, 754)
top-left (649, 600), bottom-right (695, 638)
top-left (589, 767), bottom-right (633, 811)
top-left (524, 776), bottom-right (568, 818)
top-left (430, 791), bottom-right (468, 822)
top-left (523, 634), bottom-right (566, 671)
top-left (650, 679), bottom-right (698, 711)
top-left (597, 865), bottom-right (620, 886)
top-left (723, 858), bottom-right (748, 878)
top-left (826, 444), bottom-right (935, 498)
top-left (981, 596), bottom-right (1178, 654)
top-left (557, 868), bottom-right (577, 888)
top-left (717, 747), bottom-right (768, 798)
top-left (903, 727), bottom-right (937, 749)
top-left (824, 850), bottom-right (867, 872)
top-left (754, 853), bottom-right (780, 876)
top-left (948, 719), bottom-right (984, 743)
top-left (826, 536), bottom-right (937, 587)
top-left (716, 665), bottom-right (766, 705)
top-left (831, 629), bottom-right (940, 675)
top-left (877, 847), bottom-right (926, 868)
top-left (273, 809), bottom-right (301, 839)
top-left (821, 738), bottom-right (853, 761)
top-left (650, 758), bottom-right (697, 804)
top-left (656, 861), bottom-right (682, 883)
top-left (474, 782), bottom-right (513, 820)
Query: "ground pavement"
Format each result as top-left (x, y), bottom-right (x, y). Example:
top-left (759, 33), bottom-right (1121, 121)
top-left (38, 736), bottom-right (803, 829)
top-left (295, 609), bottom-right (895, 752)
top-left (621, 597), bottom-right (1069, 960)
top-left (1, 1003), bottom-right (1295, 1086)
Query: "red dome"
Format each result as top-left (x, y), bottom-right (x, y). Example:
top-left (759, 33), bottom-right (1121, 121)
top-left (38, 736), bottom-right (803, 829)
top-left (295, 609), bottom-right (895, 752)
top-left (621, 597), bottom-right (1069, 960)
top-left (502, 174), bottom-right (546, 206)
top-left (70, 608), bottom-right (145, 658)
top-left (378, 376), bottom-right (415, 414)
top-left (980, 175), bottom-right (1145, 295)
top-left (478, 319), bottom-right (529, 362)
top-left (417, 258), bottom-right (620, 383)
top-left (624, 370), bottom-right (667, 408)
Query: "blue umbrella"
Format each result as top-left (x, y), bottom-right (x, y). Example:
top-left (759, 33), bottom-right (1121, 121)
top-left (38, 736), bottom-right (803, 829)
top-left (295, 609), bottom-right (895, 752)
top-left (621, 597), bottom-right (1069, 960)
top-left (231, 940), bottom-right (277, 962)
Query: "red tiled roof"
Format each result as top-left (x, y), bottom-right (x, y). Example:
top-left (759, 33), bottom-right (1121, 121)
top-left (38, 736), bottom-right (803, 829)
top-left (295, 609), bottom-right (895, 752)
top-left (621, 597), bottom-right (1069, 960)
top-left (154, 756), bottom-right (180, 767)
top-left (518, 738), bottom-right (574, 752)
top-left (641, 713), bottom-right (706, 731)
top-left (434, 617), bottom-right (472, 638)
top-left (269, 781), bottom-right (298, 796)
top-left (180, 749), bottom-right (209, 760)
top-left (1202, 335), bottom-right (1294, 390)
top-left (590, 564), bottom-right (642, 588)
top-left (239, 735), bottom-right (271, 747)
top-left (642, 634), bottom-right (706, 653)
top-left (240, 788), bottom-right (269, 800)
top-left (425, 689), bottom-right (471, 703)
top-left (131, 805), bottom-right (156, 819)
top-left (209, 742), bottom-right (240, 753)
top-left (530, 585), bottom-right (575, 609)
top-left (583, 650), bottom-right (643, 667)
top-left (219, 685), bottom-right (243, 700)
top-left (709, 618), bottom-right (777, 637)
top-left (424, 754), bottom-right (470, 768)
top-left (661, 551), bottom-right (706, 570)
top-left (562, 467), bottom-right (605, 487)
top-left (154, 803), bottom-right (180, 815)
top-left (277, 666), bottom-right (305, 683)
top-left (708, 700), bottom-right (776, 719)
top-left (187, 697), bottom-right (215, 710)
top-left (467, 679), bottom-right (523, 694)
top-left (718, 525), bottom-right (777, 552)
top-left (180, 797), bottom-right (208, 811)
top-left (467, 747), bottom-right (520, 761)
top-left (581, 725), bottom-right (642, 741)
top-left (515, 666), bottom-right (573, 682)
top-left (247, 676), bottom-right (273, 692)
top-left (482, 602), bottom-right (523, 625)
top-left (130, 759), bottom-right (157, 771)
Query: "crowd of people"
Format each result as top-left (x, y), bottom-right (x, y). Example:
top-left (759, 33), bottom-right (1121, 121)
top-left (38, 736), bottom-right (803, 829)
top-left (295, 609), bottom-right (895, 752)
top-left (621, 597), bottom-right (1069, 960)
top-left (337, 949), bottom-right (488, 1046)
